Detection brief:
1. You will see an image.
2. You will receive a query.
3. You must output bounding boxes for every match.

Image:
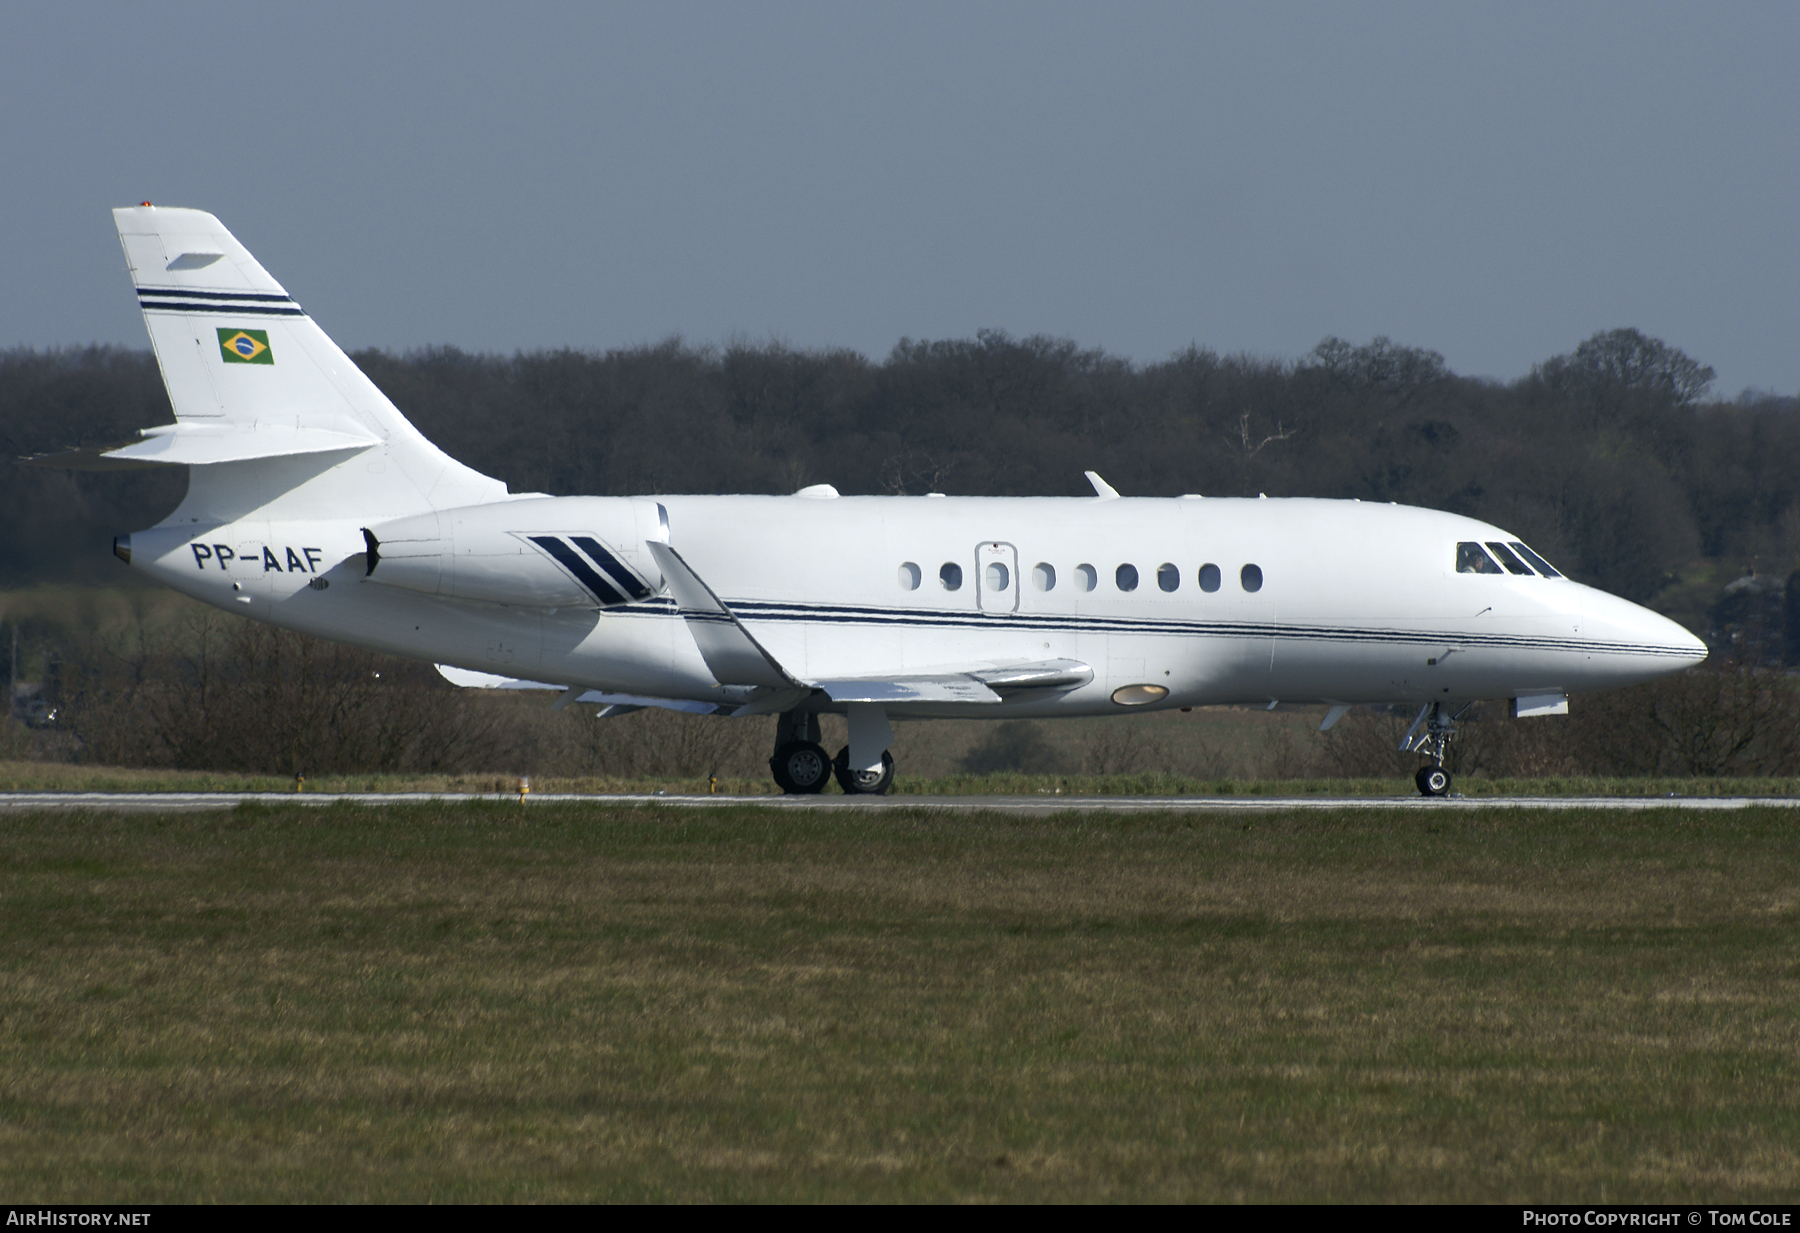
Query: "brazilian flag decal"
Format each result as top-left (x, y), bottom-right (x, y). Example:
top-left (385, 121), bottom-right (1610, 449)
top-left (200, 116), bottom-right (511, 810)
top-left (217, 328), bottom-right (273, 365)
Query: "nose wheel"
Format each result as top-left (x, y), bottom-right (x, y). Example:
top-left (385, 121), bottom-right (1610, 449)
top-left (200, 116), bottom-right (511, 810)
top-left (1415, 765), bottom-right (1452, 797)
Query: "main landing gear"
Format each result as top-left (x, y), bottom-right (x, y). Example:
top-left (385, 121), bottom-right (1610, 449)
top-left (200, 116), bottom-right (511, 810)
top-left (833, 747), bottom-right (895, 795)
top-left (770, 708), bottom-right (895, 795)
top-left (770, 737), bottom-right (832, 795)
top-left (1401, 701), bottom-right (1464, 797)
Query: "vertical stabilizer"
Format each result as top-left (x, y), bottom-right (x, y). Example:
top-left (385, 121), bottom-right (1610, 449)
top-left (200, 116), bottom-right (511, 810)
top-left (114, 206), bottom-right (506, 523)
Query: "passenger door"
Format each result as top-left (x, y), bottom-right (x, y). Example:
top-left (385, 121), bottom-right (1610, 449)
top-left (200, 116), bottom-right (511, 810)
top-left (976, 541), bottom-right (1018, 613)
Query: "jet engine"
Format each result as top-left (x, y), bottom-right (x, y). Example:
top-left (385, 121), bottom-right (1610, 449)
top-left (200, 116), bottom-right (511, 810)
top-left (362, 496), bottom-right (667, 609)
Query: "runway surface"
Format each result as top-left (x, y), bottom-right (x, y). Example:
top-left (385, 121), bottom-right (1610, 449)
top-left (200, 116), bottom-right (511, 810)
top-left (2, 791), bottom-right (1795, 814)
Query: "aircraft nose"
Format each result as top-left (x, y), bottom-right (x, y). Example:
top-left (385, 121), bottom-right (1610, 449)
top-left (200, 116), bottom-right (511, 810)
top-left (1640, 606), bottom-right (1709, 668)
top-left (1673, 620), bottom-right (1709, 667)
top-left (1586, 588), bottom-right (1695, 648)
top-left (1575, 586), bottom-right (1709, 686)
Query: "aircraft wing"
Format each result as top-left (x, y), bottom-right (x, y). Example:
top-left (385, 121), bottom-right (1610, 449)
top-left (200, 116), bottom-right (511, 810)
top-left (809, 660), bottom-right (1094, 704)
top-left (810, 676), bottom-right (1001, 704)
top-left (573, 691), bottom-right (735, 717)
top-left (969, 660), bottom-right (1094, 691)
top-left (433, 664), bottom-right (735, 716)
top-left (650, 542), bottom-right (1095, 707)
top-left (435, 665), bottom-right (563, 691)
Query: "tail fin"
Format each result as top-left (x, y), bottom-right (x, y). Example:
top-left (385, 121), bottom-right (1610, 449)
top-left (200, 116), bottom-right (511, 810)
top-left (112, 205), bottom-right (506, 522)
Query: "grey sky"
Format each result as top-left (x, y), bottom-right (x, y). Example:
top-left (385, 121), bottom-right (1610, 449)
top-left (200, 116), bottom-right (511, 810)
top-left (4, 2), bottom-right (1795, 396)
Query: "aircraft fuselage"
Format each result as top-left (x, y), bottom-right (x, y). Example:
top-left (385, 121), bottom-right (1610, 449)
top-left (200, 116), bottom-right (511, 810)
top-left (125, 492), bottom-right (1703, 719)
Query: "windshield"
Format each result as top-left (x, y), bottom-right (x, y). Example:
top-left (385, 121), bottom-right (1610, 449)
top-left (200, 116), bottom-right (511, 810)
top-left (1456, 542), bottom-right (1503, 574)
top-left (1456, 540), bottom-right (1564, 577)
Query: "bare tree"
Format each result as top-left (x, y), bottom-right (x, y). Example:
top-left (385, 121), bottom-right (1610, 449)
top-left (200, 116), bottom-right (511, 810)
top-left (1227, 412), bottom-right (1296, 495)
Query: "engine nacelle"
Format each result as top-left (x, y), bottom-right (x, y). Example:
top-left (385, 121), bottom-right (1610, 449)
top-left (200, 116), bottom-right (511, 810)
top-left (363, 496), bottom-right (667, 609)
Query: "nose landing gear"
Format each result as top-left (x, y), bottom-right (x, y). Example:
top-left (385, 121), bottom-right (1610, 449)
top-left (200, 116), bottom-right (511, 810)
top-left (1401, 702), bottom-right (1464, 797)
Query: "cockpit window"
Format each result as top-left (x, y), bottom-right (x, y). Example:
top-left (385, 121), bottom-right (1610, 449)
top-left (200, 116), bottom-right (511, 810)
top-left (1486, 542), bottom-right (1534, 576)
top-left (1456, 542), bottom-right (1503, 574)
top-left (1509, 541), bottom-right (1562, 577)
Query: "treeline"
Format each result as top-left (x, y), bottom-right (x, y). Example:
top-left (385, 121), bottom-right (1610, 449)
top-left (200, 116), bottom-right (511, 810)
top-left (25, 610), bottom-right (769, 781)
top-left (24, 614), bottom-right (1800, 782)
top-left (5, 329), bottom-right (1799, 640)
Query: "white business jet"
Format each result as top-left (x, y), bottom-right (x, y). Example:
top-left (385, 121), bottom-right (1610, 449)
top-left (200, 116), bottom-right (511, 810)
top-left (65, 207), bottom-right (1707, 796)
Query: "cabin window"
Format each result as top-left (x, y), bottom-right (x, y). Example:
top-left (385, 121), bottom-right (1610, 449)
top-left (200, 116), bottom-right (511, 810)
top-left (985, 561), bottom-right (1011, 591)
top-left (1033, 562), bottom-right (1056, 591)
top-left (1157, 563), bottom-right (1180, 592)
top-left (899, 562), bottom-right (921, 590)
top-left (940, 562), bottom-right (963, 591)
top-left (1486, 542), bottom-right (1534, 576)
top-left (1241, 564), bottom-right (1263, 592)
top-left (1198, 563), bottom-right (1221, 592)
top-left (1116, 564), bottom-right (1139, 592)
top-left (1076, 564), bottom-right (1097, 592)
top-left (1509, 541), bottom-right (1562, 577)
top-left (1456, 542), bottom-right (1503, 574)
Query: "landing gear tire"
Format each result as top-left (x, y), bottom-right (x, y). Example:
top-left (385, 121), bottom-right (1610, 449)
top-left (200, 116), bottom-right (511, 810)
top-left (833, 747), bottom-right (895, 795)
top-left (771, 741), bottom-right (832, 794)
top-left (1416, 765), bottom-right (1452, 797)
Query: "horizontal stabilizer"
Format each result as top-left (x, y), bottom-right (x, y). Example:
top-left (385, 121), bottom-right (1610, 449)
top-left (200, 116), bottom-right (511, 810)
top-left (106, 205), bottom-right (506, 520)
top-left (31, 421), bottom-right (381, 471)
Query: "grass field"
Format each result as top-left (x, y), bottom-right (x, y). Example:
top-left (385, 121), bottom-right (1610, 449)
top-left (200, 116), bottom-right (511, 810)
top-left (3, 801), bottom-right (1798, 1202)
